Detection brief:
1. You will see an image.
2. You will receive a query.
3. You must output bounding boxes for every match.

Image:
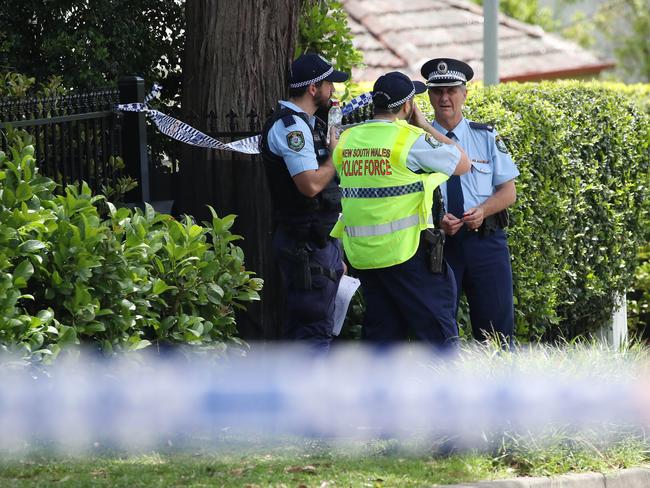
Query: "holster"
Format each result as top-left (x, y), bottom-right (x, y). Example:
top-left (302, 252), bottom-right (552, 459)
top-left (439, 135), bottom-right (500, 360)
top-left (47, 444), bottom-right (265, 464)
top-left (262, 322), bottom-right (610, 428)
top-left (281, 242), bottom-right (339, 291)
top-left (422, 228), bottom-right (445, 274)
top-left (286, 245), bottom-right (312, 290)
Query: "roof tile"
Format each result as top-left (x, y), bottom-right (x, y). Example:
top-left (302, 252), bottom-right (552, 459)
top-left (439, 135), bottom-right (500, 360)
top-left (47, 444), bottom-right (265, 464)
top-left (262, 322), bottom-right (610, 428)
top-left (342, 0), bottom-right (613, 81)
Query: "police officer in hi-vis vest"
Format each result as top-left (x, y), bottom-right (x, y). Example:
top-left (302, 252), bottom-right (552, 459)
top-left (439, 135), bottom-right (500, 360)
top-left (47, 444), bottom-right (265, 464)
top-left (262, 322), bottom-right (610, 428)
top-left (421, 58), bottom-right (520, 344)
top-left (331, 71), bottom-right (470, 348)
top-left (260, 53), bottom-right (349, 352)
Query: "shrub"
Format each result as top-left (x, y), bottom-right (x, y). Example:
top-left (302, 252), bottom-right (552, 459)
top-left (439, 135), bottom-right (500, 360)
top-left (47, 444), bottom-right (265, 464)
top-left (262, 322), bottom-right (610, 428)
top-left (429, 81), bottom-right (650, 340)
top-left (628, 244), bottom-right (650, 338)
top-left (339, 81), bottom-right (649, 341)
top-left (0, 130), bottom-right (262, 360)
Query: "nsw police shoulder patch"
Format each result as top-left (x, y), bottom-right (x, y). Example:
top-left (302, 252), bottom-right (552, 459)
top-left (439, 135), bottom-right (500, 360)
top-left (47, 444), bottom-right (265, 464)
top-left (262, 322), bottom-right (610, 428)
top-left (425, 133), bottom-right (442, 149)
top-left (286, 131), bottom-right (305, 152)
top-left (495, 134), bottom-right (509, 154)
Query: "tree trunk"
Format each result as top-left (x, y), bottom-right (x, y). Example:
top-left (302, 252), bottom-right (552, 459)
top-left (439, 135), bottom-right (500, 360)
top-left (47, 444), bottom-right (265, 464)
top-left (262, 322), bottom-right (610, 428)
top-left (179, 0), bottom-right (302, 340)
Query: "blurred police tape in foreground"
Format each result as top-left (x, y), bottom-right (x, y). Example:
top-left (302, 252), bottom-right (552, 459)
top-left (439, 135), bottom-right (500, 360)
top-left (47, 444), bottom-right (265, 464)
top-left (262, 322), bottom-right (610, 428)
top-left (0, 344), bottom-right (648, 452)
top-left (116, 85), bottom-right (373, 155)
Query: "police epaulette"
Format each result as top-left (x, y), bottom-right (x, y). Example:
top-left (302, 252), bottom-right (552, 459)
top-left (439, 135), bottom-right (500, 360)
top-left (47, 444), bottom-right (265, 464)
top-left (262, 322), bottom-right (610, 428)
top-left (281, 115), bottom-right (297, 128)
top-left (469, 122), bottom-right (494, 131)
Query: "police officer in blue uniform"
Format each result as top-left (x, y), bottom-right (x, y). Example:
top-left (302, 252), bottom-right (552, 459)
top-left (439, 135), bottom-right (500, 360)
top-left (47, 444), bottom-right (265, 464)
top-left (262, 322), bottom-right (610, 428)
top-left (420, 58), bottom-right (520, 344)
top-left (259, 53), bottom-right (349, 352)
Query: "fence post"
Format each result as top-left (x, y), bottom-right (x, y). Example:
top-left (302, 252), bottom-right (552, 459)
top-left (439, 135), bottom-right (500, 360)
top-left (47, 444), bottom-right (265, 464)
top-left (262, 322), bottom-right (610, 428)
top-left (118, 76), bottom-right (150, 202)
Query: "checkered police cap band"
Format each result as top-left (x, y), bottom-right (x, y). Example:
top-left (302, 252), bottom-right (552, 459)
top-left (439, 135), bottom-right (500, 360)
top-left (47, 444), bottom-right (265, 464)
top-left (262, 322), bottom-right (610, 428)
top-left (289, 66), bottom-right (334, 88)
top-left (426, 70), bottom-right (467, 86)
top-left (386, 87), bottom-right (415, 108)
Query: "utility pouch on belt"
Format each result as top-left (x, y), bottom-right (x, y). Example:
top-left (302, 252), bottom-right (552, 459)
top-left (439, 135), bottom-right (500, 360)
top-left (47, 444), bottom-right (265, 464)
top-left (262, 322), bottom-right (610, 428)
top-left (289, 246), bottom-right (313, 290)
top-left (479, 215), bottom-right (498, 236)
top-left (478, 210), bottom-right (509, 237)
top-left (423, 228), bottom-right (445, 274)
top-left (495, 209), bottom-right (509, 228)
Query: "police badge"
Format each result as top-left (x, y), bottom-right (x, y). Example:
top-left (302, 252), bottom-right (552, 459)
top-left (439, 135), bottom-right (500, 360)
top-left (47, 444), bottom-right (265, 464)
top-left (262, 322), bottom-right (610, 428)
top-left (495, 134), bottom-right (509, 154)
top-left (425, 133), bottom-right (442, 149)
top-left (287, 131), bottom-right (305, 152)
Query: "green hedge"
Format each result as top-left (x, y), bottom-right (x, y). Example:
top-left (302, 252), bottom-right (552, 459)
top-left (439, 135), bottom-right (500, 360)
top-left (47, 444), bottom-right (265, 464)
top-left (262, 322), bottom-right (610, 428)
top-left (613, 84), bottom-right (650, 337)
top-left (0, 130), bottom-right (262, 360)
top-left (417, 81), bottom-right (649, 340)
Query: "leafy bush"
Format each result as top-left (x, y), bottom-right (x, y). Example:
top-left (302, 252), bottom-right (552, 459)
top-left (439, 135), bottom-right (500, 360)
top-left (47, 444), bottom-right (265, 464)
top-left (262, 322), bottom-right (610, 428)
top-left (0, 130), bottom-right (262, 360)
top-left (0, 70), bottom-right (67, 98)
top-left (628, 244), bottom-right (650, 338)
top-left (297, 0), bottom-right (364, 78)
top-left (448, 81), bottom-right (649, 340)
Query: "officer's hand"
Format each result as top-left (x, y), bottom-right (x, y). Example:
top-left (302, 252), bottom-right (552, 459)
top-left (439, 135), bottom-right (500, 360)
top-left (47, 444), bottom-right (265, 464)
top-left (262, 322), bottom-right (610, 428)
top-left (342, 260), bottom-right (348, 276)
top-left (409, 103), bottom-right (429, 129)
top-left (463, 207), bottom-right (485, 230)
top-left (442, 213), bottom-right (463, 236)
top-left (327, 126), bottom-right (340, 152)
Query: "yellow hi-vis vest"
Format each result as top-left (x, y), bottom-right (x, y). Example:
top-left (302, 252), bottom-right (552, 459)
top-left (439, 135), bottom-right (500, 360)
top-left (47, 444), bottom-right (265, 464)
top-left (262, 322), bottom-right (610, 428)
top-left (331, 120), bottom-right (449, 269)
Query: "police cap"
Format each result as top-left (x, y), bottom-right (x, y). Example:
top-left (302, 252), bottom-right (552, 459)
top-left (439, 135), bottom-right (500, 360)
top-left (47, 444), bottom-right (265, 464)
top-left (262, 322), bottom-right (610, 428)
top-left (372, 71), bottom-right (426, 109)
top-left (289, 53), bottom-right (349, 88)
top-left (420, 58), bottom-right (474, 87)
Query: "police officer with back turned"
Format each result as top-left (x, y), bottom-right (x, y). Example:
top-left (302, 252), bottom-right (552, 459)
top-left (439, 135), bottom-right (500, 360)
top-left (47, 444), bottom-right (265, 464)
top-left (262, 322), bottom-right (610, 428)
top-left (331, 71), bottom-right (470, 348)
top-left (260, 53), bottom-right (349, 352)
top-left (421, 58), bottom-right (519, 344)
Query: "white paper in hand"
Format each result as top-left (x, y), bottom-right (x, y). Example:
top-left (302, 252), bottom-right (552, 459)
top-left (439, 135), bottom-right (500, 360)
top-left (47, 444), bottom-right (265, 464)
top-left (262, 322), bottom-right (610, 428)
top-left (332, 275), bottom-right (361, 336)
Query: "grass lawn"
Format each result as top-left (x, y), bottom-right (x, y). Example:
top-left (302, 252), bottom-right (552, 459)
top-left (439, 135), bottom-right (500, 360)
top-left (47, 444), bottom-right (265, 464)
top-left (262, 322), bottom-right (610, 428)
top-left (1, 435), bottom-right (648, 488)
top-left (0, 452), bottom-right (508, 487)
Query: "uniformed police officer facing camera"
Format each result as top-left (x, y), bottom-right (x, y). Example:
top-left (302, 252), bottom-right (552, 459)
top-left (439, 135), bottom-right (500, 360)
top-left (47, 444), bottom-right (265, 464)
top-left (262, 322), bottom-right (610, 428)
top-left (331, 71), bottom-right (471, 348)
top-left (421, 58), bottom-right (520, 344)
top-left (259, 53), bottom-right (349, 353)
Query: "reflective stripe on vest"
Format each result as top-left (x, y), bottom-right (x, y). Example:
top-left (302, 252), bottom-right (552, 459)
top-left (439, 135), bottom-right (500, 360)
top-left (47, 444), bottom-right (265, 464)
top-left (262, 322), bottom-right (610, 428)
top-left (345, 213), bottom-right (434, 237)
top-left (341, 182), bottom-right (424, 199)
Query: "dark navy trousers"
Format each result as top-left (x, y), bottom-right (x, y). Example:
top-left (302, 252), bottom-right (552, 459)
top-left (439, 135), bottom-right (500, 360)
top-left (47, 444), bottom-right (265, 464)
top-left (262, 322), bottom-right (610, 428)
top-left (444, 228), bottom-right (514, 342)
top-left (272, 227), bottom-right (343, 353)
top-left (357, 245), bottom-right (459, 349)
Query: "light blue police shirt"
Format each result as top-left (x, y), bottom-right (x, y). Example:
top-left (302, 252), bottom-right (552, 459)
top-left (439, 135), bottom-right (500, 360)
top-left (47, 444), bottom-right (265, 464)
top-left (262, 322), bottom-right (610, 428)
top-left (363, 119), bottom-right (460, 176)
top-left (267, 100), bottom-right (319, 177)
top-left (432, 118), bottom-right (519, 212)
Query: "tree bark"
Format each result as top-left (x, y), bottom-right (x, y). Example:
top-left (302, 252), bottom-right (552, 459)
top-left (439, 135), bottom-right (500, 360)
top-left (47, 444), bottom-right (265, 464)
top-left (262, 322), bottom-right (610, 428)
top-left (180, 0), bottom-right (302, 340)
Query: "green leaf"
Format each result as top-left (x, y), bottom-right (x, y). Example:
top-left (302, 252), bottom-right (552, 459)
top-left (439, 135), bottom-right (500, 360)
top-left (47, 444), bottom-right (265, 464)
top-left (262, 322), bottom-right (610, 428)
top-left (15, 182), bottom-right (33, 202)
top-left (13, 259), bottom-right (34, 285)
top-left (128, 338), bottom-right (152, 351)
top-left (18, 240), bottom-right (47, 253)
top-left (152, 278), bottom-right (171, 295)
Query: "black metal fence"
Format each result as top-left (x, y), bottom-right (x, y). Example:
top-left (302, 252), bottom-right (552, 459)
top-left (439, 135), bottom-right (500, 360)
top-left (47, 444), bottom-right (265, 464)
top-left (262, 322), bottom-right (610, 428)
top-left (1, 76), bottom-right (376, 216)
top-left (0, 89), bottom-right (122, 194)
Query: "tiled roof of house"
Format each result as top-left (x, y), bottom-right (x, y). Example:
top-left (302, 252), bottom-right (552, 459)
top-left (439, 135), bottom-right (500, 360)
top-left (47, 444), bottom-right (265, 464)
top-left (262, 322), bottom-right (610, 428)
top-left (343, 0), bottom-right (614, 82)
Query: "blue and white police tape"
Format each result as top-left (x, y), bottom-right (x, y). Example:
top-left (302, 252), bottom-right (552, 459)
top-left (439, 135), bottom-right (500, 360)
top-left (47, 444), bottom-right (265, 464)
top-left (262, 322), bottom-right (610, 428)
top-left (117, 102), bottom-right (261, 155)
top-left (0, 344), bottom-right (648, 452)
top-left (341, 92), bottom-right (373, 116)
top-left (117, 87), bottom-right (375, 155)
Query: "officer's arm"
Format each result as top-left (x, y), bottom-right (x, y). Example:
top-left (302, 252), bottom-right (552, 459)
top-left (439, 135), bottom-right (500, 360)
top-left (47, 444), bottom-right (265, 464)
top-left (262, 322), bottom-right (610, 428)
top-left (426, 129), bottom-right (469, 175)
top-left (292, 159), bottom-right (336, 198)
top-left (452, 152), bottom-right (470, 175)
top-left (410, 104), bottom-right (470, 174)
top-left (478, 179), bottom-right (516, 217)
top-left (292, 126), bottom-right (339, 198)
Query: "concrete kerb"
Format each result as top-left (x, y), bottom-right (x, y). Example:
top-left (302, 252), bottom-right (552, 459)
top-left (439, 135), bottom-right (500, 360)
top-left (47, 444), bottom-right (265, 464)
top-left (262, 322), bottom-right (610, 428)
top-left (442, 467), bottom-right (650, 488)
